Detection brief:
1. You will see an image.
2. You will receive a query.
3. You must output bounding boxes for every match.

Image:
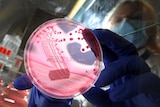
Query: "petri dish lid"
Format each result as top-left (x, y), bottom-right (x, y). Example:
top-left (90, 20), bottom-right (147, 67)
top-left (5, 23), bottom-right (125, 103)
top-left (24, 18), bottom-right (103, 99)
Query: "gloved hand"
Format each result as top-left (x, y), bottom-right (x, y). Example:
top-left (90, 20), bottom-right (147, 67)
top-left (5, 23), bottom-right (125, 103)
top-left (83, 29), bottom-right (160, 107)
top-left (13, 74), bottom-right (73, 107)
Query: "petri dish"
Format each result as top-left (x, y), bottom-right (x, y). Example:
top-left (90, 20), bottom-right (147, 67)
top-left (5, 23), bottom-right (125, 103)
top-left (24, 18), bottom-right (103, 99)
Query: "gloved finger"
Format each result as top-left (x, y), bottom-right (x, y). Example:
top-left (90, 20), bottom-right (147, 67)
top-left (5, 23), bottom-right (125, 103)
top-left (82, 28), bottom-right (102, 60)
top-left (95, 55), bottom-right (150, 87)
top-left (28, 87), bottom-right (72, 107)
top-left (109, 72), bottom-right (160, 102)
top-left (83, 87), bottom-right (127, 107)
top-left (95, 55), bottom-right (150, 86)
top-left (92, 29), bottom-right (138, 57)
top-left (13, 73), bottom-right (33, 90)
top-left (82, 28), bottom-right (120, 75)
top-left (83, 87), bottom-right (112, 107)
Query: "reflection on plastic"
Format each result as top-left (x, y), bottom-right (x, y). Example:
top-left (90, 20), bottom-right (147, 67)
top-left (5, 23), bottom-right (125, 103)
top-left (24, 18), bottom-right (102, 99)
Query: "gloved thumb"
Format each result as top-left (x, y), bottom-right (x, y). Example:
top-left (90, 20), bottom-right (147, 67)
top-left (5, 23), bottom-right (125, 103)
top-left (109, 72), bottom-right (160, 102)
top-left (13, 73), bottom-right (33, 90)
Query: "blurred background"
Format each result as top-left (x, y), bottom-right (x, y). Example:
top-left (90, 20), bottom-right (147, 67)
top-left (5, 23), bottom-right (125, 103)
top-left (0, 0), bottom-right (160, 107)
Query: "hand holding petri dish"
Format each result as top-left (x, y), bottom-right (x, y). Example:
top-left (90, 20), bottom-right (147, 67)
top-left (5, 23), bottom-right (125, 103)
top-left (24, 18), bottom-right (103, 99)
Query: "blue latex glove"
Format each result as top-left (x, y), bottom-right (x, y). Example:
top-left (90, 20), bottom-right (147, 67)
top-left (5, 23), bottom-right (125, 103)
top-left (13, 74), bottom-right (73, 107)
top-left (83, 29), bottom-right (160, 107)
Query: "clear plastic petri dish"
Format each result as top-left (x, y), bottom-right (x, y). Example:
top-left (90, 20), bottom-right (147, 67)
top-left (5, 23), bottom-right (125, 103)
top-left (24, 18), bottom-right (103, 99)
